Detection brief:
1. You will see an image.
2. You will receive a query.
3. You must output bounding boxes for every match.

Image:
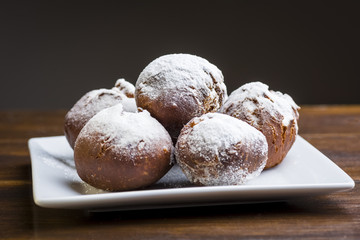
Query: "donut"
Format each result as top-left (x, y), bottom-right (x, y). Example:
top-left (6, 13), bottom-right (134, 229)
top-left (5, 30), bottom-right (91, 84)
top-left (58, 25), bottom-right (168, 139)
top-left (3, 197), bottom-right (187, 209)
top-left (74, 104), bottom-right (173, 191)
top-left (135, 53), bottom-right (227, 142)
top-left (64, 82), bottom-right (137, 149)
top-left (220, 81), bottom-right (300, 169)
top-left (175, 112), bottom-right (268, 186)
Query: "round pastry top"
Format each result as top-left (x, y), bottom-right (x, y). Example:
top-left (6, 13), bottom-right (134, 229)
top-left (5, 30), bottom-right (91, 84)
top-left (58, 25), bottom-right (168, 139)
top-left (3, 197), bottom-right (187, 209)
top-left (221, 81), bottom-right (299, 129)
top-left (136, 53), bottom-right (227, 114)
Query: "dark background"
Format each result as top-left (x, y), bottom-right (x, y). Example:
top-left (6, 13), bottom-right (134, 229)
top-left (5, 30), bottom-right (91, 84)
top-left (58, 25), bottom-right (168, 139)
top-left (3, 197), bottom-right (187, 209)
top-left (1, 0), bottom-right (359, 110)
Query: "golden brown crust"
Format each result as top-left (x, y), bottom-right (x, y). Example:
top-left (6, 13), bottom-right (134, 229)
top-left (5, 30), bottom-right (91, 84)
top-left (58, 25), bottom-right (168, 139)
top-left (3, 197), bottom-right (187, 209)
top-left (251, 112), bottom-right (298, 169)
top-left (74, 131), bottom-right (172, 191)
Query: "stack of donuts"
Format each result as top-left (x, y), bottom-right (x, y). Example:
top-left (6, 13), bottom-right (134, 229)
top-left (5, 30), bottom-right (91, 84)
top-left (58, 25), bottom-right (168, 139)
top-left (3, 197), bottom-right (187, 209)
top-left (64, 54), bottom-right (300, 191)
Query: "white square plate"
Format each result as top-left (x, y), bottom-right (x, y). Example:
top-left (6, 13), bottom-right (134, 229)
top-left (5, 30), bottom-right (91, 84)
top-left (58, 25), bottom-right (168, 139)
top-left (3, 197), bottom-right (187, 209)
top-left (28, 136), bottom-right (355, 211)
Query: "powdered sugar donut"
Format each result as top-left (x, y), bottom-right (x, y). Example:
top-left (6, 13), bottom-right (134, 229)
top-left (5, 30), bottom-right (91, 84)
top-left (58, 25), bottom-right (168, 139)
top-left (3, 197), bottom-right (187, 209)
top-left (64, 85), bottom-right (136, 149)
top-left (175, 113), bottom-right (268, 186)
top-left (220, 82), bottom-right (300, 169)
top-left (135, 53), bottom-right (227, 142)
top-left (74, 104), bottom-right (173, 191)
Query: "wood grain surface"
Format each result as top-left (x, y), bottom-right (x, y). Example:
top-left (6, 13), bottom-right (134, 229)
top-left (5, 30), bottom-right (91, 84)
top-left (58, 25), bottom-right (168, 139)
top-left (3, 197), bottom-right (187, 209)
top-left (0, 106), bottom-right (359, 239)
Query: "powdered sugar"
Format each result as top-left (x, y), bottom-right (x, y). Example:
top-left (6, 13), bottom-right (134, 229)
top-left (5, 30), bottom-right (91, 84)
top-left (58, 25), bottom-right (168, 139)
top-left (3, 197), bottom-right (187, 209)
top-left (186, 113), bottom-right (267, 159)
top-left (113, 78), bottom-right (135, 98)
top-left (71, 88), bottom-right (125, 117)
top-left (121, 97), bottom-right (137, 113)
top-left (175, 112), bottom-right (268, 186)
top-left (76, 104), bottom-right (173, 163)
top-left (136, 53), bottom-right (227, 113)
top-left (221, 82), bottom-right (299, 129)
top-left (64, 87), bottom-right (139, 148)
top-left (66, 88), bottom-right (125, 127)
top-left (68, 87), bottom-right (137, 125)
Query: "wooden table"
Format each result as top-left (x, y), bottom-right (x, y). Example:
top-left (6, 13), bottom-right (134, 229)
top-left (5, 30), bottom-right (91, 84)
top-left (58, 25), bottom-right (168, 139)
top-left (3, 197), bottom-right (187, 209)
top-left (1, 105), bottom-right (359, 239)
